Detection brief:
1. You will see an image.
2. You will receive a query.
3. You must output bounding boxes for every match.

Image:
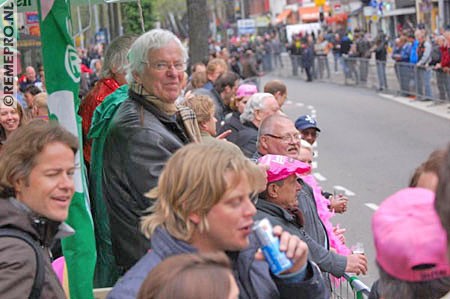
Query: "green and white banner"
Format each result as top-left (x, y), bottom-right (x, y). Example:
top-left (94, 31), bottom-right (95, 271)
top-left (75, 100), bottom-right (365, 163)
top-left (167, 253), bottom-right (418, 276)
top-left (37, 1), bottom-right (95, 298)
top-left (17, 0), bottom-right (136, 13)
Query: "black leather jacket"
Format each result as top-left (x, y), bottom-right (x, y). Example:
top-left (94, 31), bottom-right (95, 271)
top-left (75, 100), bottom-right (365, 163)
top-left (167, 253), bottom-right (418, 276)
top-left (102, 90), bottom-right (191, 271)
top-left (234, 121), bottom-right (258, 158)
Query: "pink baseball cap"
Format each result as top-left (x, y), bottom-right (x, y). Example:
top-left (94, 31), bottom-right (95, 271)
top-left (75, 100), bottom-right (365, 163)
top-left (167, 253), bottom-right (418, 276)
top-left (372, 188), bottom-right (450, 282)
top-left (257, 155), bottom-right (310, 183)
top-left (236, 84), bottom-right (257, 98)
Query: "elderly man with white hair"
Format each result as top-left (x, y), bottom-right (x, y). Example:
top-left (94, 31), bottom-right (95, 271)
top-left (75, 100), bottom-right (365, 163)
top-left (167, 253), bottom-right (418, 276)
top-left (101, 29), bottom-right (201, 273)
top-left (233, 92), bottom-right (279, 157)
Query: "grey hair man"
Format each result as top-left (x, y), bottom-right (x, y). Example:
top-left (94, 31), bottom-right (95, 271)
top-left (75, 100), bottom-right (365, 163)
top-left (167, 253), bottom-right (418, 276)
top-left (101, 29), bottom-right (201, 272)
top-left (234, 92), bottom-right (279, 157)
top-left (254, 114), bottom-right (367, 279)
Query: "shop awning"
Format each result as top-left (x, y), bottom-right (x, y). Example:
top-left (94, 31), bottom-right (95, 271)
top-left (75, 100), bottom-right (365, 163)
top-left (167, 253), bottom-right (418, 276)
top-left (298, 5), bottom-right (330, 23)
top-left (326, 13), bottom-right (348, 24)
top-left (276, 9), bottom-right (292, 24)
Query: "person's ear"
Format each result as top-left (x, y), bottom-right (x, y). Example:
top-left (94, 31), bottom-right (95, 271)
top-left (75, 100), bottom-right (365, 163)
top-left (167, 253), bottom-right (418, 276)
top-left (267, 183), bottom-right (278, 198)
top-left (199, 121), bottom-right (208, 131)
top-left (13, 178), bottom-right (25, 194)
top-left (188, 212), bottom-right (201, 224)
top-left (259, 135), bottom-right (269, 150)
top-left (133, 71), bottom-right (142, 84)
top-left (254, 109), bottom-right (262, 121)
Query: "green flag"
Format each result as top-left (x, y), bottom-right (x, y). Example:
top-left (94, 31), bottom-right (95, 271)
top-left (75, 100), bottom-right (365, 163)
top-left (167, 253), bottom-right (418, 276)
top-left (37, 1), bottom-right (96, 298)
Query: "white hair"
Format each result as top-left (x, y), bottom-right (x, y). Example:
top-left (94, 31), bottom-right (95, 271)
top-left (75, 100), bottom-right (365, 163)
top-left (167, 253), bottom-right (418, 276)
top-left (102, 35), bottom-right (136, 79)
top-left (126, 29), bottom-right (188, 84)
top-left (240, 93), bottom-right (275, 123)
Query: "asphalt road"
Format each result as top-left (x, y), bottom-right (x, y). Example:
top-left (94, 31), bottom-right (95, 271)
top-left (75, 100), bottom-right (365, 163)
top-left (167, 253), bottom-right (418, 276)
top-left (261, 74), bottom-right (450, 289)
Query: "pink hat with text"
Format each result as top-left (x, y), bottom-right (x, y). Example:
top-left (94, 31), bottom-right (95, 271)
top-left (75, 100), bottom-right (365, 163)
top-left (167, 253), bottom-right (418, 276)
top-left (258, 155), bottom-right (310, 183)
top-left (236, 84), bottom-right (257, 98)
top-left (372, 188), bottom-right (450, 282)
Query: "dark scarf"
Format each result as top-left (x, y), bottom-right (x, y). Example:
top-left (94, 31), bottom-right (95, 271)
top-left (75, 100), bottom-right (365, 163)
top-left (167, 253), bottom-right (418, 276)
top-left (286, 206), bottom-right (305, 227)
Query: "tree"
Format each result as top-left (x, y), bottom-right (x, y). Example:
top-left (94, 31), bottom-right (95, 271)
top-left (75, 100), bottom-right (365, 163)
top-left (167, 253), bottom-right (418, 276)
top-left (187, 0), bottom-right (209, 67)
top-left (154, 0), bottom-right (186, 20)
top-left (121, 0), bottom-right (156, 34)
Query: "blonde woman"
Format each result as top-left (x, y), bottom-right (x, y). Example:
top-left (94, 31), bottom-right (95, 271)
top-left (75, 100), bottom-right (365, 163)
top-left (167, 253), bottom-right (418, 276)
top-left (108, 142), bottom-right (327, 299)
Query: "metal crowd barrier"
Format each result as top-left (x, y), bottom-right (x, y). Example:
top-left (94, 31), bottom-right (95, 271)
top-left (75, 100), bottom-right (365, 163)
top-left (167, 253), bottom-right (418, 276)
top-left (274, 53), bottom-right (450, 105)
top-left (330, 273), bottom-right (371, 299)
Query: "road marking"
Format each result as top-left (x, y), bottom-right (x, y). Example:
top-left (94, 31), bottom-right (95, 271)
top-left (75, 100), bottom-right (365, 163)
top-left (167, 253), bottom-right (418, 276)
top-left (286, 100), bottom-right (293, 105)
top-left (365, 203), bottom-right (379, 211)
top-left (295, 102), bottom-right (304, 107)
top-left (313, 172), bottom-right (327, 181)
top-left (311, 109), bottom-right (316, 114)
top-left (333, 185), bottom-right (356, 197)
top-left (307, 105), bottom-right (314, 110)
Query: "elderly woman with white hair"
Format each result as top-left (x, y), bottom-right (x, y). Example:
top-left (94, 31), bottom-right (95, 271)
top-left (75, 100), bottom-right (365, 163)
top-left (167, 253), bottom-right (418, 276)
top-left (233, 92), bottom-right (279, 157)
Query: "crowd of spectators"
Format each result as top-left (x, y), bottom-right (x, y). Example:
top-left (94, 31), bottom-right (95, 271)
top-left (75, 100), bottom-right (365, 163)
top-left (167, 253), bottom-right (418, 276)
top-left (284, 25), bottom-right (450, 106)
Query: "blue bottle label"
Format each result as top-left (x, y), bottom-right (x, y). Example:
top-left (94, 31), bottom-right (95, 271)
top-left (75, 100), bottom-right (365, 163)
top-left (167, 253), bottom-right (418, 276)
top-left (261, 239), bottom-right (293, 275)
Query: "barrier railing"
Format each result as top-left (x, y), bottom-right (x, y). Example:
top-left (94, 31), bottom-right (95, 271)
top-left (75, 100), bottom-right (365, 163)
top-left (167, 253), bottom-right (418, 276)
top-left (273, 53), bottom-right (450, 105)
top-left (330, 273), bottom-right (371, 299)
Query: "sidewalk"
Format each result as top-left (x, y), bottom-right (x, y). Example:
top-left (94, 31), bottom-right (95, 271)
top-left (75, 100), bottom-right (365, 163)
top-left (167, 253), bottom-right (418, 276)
top-left (378, 93), bottom-right (450, 121)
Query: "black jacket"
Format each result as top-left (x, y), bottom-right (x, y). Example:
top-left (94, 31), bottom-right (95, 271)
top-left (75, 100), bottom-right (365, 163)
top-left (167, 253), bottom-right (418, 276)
top-left (218, 111), bottom-right (245, 143)
top-left (102, 90), bottom-right (191, 271)
top-left (234, 121), bottom-right (258, 158)
top-left (375, 42), bottom-right (387, 61)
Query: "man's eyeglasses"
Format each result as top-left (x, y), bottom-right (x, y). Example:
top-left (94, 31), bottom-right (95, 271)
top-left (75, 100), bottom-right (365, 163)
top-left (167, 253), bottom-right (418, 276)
top-left (142, 60), bottom-right (187, 72)
top-left (264, 133), bottom-right (301, 143)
